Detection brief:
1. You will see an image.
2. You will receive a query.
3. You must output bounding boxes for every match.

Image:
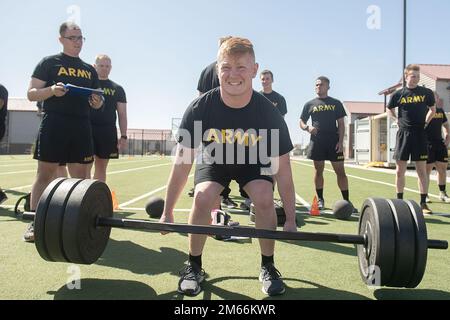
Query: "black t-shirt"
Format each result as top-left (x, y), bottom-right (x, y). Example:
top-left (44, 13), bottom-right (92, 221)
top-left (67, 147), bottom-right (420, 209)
top-left (90, 79), bottom-right (127, 126)
top-left (32, 53), bottom-right (100, 117)
top-left (178, 88), bottom-right (293, 166)
top-left (260, 91), bottom-right (288, 116)
top-left (300, 96), bottom-right (347, 136)
top-left (0, 84), bottom-right (8, 127)
top-left (197, 62), bottom-right (220, 94)
top-left (426, 108), bottom-right (447, 142)
top-left (387, 86), bottom-right (435, 130)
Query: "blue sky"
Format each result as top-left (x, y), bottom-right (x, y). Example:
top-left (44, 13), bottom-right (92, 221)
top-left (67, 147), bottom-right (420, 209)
top-left (1, 0), bottom-right (449, 144)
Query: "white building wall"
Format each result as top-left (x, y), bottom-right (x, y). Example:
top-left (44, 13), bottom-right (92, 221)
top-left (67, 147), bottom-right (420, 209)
top-left (436, 80), bottom-right (450, 112)
top-left (419, 74), bottom-right (436, 91)
top-left (8, 111), bottom-right (40, 144)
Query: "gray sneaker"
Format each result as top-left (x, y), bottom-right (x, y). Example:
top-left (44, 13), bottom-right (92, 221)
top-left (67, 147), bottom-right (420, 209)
top-left (222, 197), bottom-right (238, 209)
top-left (440, 191), bottom-right (450, 203)
top-left (23, 223), bottom-right (35, 243)
top-left (177, 262), bottom-right (205, 296)
top-left (318, 199), bottom-right (325, 210)
top-left (259, 263), bottom-right (286, 296)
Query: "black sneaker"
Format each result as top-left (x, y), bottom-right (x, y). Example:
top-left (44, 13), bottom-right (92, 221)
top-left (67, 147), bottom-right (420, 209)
top-left (222, 197), bottom-right (238, 209)
top-left (259, 263), bottom-right (286, 296)
top-left (23, 222), bottom-right (35, 243)
top-left (240, 202), bottom-right (250, 211)
top-left (0, 190), bottom-right (7, 205)
top-left (177, 262), bottom-right (206, 296)
top-left (421, 203), bottom-right (433, 215)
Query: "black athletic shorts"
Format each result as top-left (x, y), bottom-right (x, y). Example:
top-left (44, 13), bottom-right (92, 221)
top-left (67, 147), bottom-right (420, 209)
top-left (92, 124), bottom-right (119, 159)
top-left (393, 129), bottom-right (428, 162)
top-left (33, 112), bottom-right (94, 164)
top-left (307, 134), bottom-right (344, 162)
top-left (195, 164), bottom-right (273, 191)
top-left (427, 140), bottom-right (449, 164)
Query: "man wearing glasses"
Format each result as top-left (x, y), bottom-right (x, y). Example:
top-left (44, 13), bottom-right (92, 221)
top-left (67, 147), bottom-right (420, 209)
top-left (24, 22), bottom-right (103, 242)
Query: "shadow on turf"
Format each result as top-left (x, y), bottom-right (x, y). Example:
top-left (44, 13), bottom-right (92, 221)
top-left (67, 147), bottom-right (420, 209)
top-left (4, 189), bottom-right (30, 198)
top-left (51, 279), bottom-right (159, 300)
top-left (281, 239), bottom-right (357, 257)
top-left (424, 217), bottom-right (450, 226)
top-left (202, 277), bottom-right (370, 300)
top-left (49, 276), bottom-right (449, 300)
top-left (113, 211), bottom-right (142, 219)
top-left (96, 239), bottom-right (188, 276)
top-left (0, 207), bottom-right (30, 224)
top-left (374, 288), bottom-right (450, 300)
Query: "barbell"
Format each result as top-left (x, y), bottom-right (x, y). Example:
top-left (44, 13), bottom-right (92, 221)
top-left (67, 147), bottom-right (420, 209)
top-left (22, 178), bottom-right (448, 288)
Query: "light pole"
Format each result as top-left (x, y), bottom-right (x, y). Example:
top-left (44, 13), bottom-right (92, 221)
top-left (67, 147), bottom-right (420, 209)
top-left (403, 0), bottom-right (407, 86)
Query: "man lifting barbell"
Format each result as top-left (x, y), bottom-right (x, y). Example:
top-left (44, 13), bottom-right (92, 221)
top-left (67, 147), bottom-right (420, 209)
top-left (159, 37), bottom-right (298, 297)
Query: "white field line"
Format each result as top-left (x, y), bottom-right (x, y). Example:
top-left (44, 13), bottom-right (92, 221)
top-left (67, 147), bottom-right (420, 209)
top-left (108, 163), bottom-right (172, 175)
top-left (119, 208), bottom-right (191, 213)
top-left (293, 157), bottom-right (450, 183)
top-left (105, 158), bottom-right (167, 166)
top-left (0, 157), bottom-right (163, 171)
top-left (0, 170), bottom-right (35, 176)
top-left (293, 161), bottom-right (443, 201)
top-left (1, 162), bottom-right (172, 190)
top-left (0, 163), bottom-right (37, 168)
top-left (118, 174), bottom-right (194, 209)
top-left (8, 185), bottom-right (32, 191)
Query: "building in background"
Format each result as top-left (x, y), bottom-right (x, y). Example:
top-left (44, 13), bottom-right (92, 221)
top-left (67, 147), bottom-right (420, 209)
top-left (343, 101), bottom-right (385, 159)
top-left (0, 98), bottom-right (40, 155)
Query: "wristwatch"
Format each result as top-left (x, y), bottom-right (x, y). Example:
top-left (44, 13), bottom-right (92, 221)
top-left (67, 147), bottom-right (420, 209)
top-left (121, 135), bottom-right (128, 140)
top-left (304, 125), bottom-right (310, 132)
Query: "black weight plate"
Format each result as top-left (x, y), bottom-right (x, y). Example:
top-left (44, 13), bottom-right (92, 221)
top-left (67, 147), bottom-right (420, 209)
top-left (45, 179), bottom-right (83, 262)
top-left (34, 178), bottom-right (67, 262)
top-left (405, 200), bottom-right (428, 288)
top-left (386, 199), bottom-right (416, 287)
top-left (62, 180), bottom-right (113, 264)
top-left (357, 198), bottom-right (396, 286)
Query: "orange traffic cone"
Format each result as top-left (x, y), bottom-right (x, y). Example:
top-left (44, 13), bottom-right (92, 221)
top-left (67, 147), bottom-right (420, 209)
top-left (111, 191), bottom-right (119, 211)
top-left (310, 196), bottom-right (321, 216)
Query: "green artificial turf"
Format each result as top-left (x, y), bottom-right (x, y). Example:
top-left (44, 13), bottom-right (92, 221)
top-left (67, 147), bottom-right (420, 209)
top-left (0, 155), bottom-right (449, 300)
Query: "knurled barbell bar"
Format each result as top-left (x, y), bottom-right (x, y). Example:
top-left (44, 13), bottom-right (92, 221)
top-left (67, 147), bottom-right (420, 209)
top-left (22, 178), bottom-right (448, 288)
